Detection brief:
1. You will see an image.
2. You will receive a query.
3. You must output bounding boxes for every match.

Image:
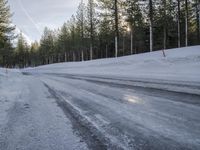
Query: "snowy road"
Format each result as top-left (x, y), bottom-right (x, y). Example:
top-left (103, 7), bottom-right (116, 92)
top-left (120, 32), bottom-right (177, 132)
top-left (35, 73), bottom-right (200, 149)
top-left (1, 72), bottom-right (200, 150)
top-left (0, 73), bottom-right (89, 150)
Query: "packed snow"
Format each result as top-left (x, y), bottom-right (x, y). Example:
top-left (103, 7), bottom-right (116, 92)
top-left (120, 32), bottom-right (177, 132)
top-left (0, 68), bottom-right (7, 76)
top-left (1, 46), bottom-right (200, 150)
top-left (39, 74), bottom-right (200, 149)
top-left (0, 70), bottom-right (89, 150)
top-left (25, 46), bottom-right (200, 83)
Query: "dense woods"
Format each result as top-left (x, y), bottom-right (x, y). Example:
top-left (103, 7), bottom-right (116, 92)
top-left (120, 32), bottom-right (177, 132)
top-left (0, 0), bottom-right (15, 67)
top-left (0, 0), bottom-right (200, 67)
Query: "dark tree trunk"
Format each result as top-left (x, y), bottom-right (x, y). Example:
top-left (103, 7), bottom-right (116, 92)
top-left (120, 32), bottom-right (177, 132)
top-left (177, 0), bottom-right (181, 47)
top-left (185, 0), bottom-right (188, 46)
top-left (114, 0), bottom-right (119, 57)
top-left (149, 0), bottom-right (153, 52)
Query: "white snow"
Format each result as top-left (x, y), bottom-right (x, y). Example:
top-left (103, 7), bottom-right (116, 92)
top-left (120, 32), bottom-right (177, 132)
top-left (39, 74), bottom-right (200, 149)
top-left (0, 70), bottom-right (88, 150)
top-left (0, 70), bottom-right (23, 126)
top-left (0, 68), bottom-right (7, 76)
top-left (24, 46), bottom-right (200, 83)
top-left (1, 46), bottom-right (200, 149)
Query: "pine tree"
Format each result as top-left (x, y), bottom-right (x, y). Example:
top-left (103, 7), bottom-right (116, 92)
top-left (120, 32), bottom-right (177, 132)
top-left (57, 23), bottom-right (70, 62)
top-left (86, 0), bottom-right (97, 60)
top-left (195, 0), bottom-right (200, 43)
top-left (76, 0), bottom-right (86, 61)
top-left (97, 0), bottom-right (122, 57)
top-left (29, 41), bottom-right (39, 66)
top-left (0, 0), bottom-right (15, 66)
top-left (39, 27), bottom-right (55, 64)
top-left (114, 0), bottom-right (119, 57)
top-left (10, 0), bottom-right (200, 67)
top-left (15, 32), bottom-right (29, 68)
top-left (69, 15), bottom-right (76, 61)
top-left (177, 0), bottom-right (181, 47)
top-left (156, 0), bottom-right (176, 49)
top-left (198, 0), bottom-right (200, 43)
top-left (149, 0), bottom-right (153, 52)
top-left (98, 14), bottom-right (113, 58)
top-left (185, 0), bottom-right (188, 46)
top-left (125, 0), bottom-right (145, 54)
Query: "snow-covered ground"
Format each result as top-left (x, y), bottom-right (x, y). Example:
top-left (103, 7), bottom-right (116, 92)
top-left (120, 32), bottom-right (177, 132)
top-left (0, 68), bottom-right (7, 76)
top-left (1, 46), bottom-right (200, 150)
top-left (0, 70), bottom-right (89, 150)
top-left (0, 70), bottom-right (21, 127)
top-left (25, 46), bottom-right (200, 83)
top-left (38, 73), bottom-right (200, 149)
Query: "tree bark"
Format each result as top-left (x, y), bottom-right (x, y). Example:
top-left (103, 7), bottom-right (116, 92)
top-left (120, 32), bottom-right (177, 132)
top-left (106, 44), bottom-right (108, 58)
top-left (65, 52), bottom-right (67, 62)
top-left (177, 0), bottom-right (181, 47)
top-left (149, 0), bottom-right (153, 52)
top-left (131, 27), bottom-right (133, 54)
top-left (89, 0), bottom-right (94, 60)
top-left (185, 0), bottom-right (188, 46)
top-left (90, 44), bottom-right (93, 60)
top-left (73, 52), bottom-right (75, 62)
top-left (82, 50), bottom-right (84, 61)
top-left (196, 0), bottom-right (200, 43)
top-left (163, 0), bottom-right (167, 50)
top-left (114, 0), bottom-right (119, 57)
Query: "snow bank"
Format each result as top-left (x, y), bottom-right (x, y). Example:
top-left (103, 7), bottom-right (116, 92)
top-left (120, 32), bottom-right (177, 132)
top-left (0, 70), bottom-right (24, 128)
top-left (0, 68), bottom-right (7, 76)
top-left (24, 46), bottom-right (200, 82)
top-left (0, 68), bottom-right (20, 76)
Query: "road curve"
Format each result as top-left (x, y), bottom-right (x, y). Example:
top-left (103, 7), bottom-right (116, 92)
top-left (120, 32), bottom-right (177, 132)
top-left (38, 73), bottom-right (200, 150)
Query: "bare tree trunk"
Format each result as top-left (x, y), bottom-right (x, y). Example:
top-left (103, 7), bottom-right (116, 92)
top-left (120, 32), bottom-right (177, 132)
top-left (131, 28), bottom-right (133, 54)
top-left (49, 56), bottom-right (51, 64)
top-left (163, 28), bottom-right (166, 49)
top-left (199, 0), bottom-right (200, 41)
top-left (185, 0), bottom-right (188, 46)
top-left (149, 0), bottom-right (153, 52)
top-left (177, 0), bottom-right (181, 47)
top-left (163, 0), bottom-right (167, 50)
top-left (82, 50), bottom-right (84, 61)
top-left (199, 0), bottom-right (200, 43)
top-left (88, 0), bottom-right (94, 60)
top-left (65, 52), bottom-right (67, 62)
top-left (90, 44), bottom-right (93, 60)
top-left (73, 52), bottom-right (75, 62)
top-left (78, 51), bottom-right (81, 61)
top-left (67, 53), bottom-right (70, 62)
top-left (123, 35), bottom-right (125, 56)
top-left (106, 44), bottom-right (108, 58)
top-left (115, 36), bottom-right (118, 57)
top-left (196, 0), bottom-right (200, 43)
top-left (114, 0), bottom-right (119, 57)
top-left (58, 54), bottom-right (61, 63)
top-left (80, 0), bottom-right (84, 61)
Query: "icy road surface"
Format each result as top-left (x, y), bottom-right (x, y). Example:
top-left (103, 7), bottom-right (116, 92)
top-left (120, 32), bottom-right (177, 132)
top-left (0, 72), bottom-right (89, 150)
top-left (1, 71), bottom-right (200, 150)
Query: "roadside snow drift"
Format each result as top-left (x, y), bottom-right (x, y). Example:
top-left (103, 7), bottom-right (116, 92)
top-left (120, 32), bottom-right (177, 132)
top-left (1, 46), bottom-right (200, 150)
top-left (0, 68), bottom-right (7, 76)
top-left (25, 46), bottom-right (200, 83)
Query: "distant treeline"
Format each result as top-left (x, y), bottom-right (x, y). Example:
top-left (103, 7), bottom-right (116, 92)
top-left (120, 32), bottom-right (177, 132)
top-left (0, 0), bottom-right (200, 68)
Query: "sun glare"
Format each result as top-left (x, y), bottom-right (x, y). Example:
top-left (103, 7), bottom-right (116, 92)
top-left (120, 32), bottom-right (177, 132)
top-left (124, 95), bottom-right (142, 104)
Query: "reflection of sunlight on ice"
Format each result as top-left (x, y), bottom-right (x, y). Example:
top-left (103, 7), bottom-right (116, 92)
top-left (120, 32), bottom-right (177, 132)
top-left (124, 95), bottom-right (142, 104)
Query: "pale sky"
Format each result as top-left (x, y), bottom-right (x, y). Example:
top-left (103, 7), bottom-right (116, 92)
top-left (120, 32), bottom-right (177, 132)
top-left (8, 0), bottom-right (83, 43)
